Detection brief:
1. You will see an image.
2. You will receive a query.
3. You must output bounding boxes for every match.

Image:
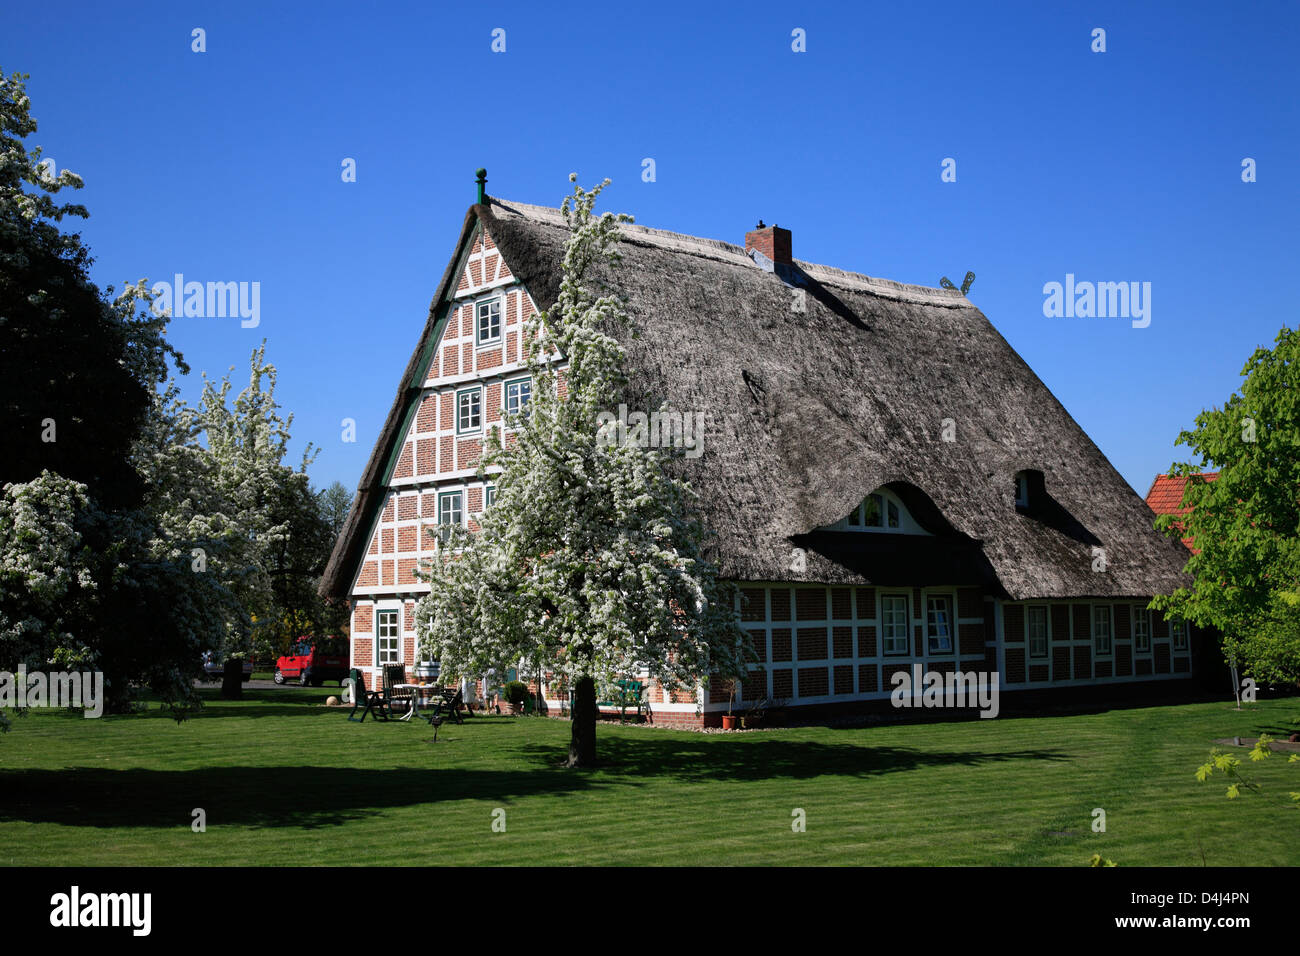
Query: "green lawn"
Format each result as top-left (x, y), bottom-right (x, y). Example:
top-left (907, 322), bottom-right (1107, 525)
top-left (1, 689), bottom-right (1296, 866)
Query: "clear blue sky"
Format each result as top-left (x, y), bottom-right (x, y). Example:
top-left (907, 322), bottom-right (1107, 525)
top-left (5, 0), bottom-right (1297, 496)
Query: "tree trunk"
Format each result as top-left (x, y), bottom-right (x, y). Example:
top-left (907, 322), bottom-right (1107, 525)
top-left (221, 659), bottom-right (243, 700)
top-left (566, 675), bottom-right (597, 768)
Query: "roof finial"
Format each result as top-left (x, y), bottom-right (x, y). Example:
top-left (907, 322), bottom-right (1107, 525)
top-left (476, 168), bottom-right (488, 205)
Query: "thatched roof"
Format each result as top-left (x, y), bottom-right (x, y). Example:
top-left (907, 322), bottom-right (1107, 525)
top-left (321, 197), bottom-right (1191, 601)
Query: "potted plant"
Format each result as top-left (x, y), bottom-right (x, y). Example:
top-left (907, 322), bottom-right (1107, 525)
top-left (721, 680), bottom-right (739, 730)
top-left (504, 680), bottom-right (530, 715)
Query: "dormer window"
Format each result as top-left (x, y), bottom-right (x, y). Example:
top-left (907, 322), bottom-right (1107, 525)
top-left (1014, 472), bottom-right (1030, 507)
top-left (834, 488), bottom-right (916, 533)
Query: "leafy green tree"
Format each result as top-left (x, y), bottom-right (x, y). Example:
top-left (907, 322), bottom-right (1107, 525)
top-left (416, 176), bottom-right (754, 767)
top-left (317, 481), bottom-right (353, 540)
top-left (1152, 326), bottom-right (1300, 685)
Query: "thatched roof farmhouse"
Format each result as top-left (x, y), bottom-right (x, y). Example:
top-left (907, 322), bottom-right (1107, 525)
top-left (322, 185), bottom-right (1216, 726)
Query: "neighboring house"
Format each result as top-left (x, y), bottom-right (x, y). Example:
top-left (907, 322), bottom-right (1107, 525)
top-left (1145, 472), bottom-right (1219, 552)
top-left (321, 181), bottom-right (1210, 727)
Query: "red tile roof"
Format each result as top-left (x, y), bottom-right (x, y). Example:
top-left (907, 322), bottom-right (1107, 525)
top-left (1145, 472), bottom-right (1219, 550)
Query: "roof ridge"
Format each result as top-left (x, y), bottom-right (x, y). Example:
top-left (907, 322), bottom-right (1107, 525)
top-left (487, 196), bottom-right (970, 307)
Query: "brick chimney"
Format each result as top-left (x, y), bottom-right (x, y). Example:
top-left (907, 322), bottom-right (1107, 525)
top-left (745, 221), bottom-right (792, 266)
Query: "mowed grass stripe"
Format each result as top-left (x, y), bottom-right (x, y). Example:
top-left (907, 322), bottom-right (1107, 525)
top-left (1, 691), bottom-right (1296, 865)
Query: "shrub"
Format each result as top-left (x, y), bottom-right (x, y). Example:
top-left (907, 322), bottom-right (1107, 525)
top-left (504, 681), bottom-right (531, 707)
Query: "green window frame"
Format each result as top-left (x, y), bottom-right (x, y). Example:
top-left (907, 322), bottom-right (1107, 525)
top-left (438, 491), bottom-right (463, 544)
top-left (475, 297), bottom-right (502, 346)
top-left (456, 387), bottom-right (482, 434)
top-left (504, 376), bottom-right (531, 419)
top-left (377, 609), bottom-right (400, 665)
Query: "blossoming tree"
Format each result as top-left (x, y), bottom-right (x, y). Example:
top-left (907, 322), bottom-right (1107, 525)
top-left (416, 176), bottom-right (754, 767)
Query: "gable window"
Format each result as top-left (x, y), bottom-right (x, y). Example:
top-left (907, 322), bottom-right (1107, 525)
top-left (1093, 605), bottom-right (1113, 656)
top-left (475, 297), bottom-right (502, 346)
top-left (1133, 607), bottom-right (1151, 653)
top-left (926, 595), bottom-right (954, 654)
top-left (377, 609), bottom-right (400, 666)
top-left (1170, 619), bottom-right (1189, 651)
top-left (457, 387), bottom-right (482, 434)
top-left (505, 377), bottom-right (531, 419)
top-left (438, 491), bottom-right (463, 544)
top-left (881, 594), bottom-right (910, 656)
top-left (1027, 605), bottom-right (1048, 659)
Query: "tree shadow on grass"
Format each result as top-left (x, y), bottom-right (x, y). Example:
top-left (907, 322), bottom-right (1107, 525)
top-left (521, 735), bottom-right (1070, 781)
top-left (0, 725), bottom-right (1070, 831)
top-left (0, 762), bottom-right (599, 830)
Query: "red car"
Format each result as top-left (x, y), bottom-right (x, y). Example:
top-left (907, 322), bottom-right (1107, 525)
top-left (274, 636), bottom-right (349, 687)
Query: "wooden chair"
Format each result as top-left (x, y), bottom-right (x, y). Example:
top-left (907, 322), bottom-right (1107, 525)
top-left (347, 668), bottom-right (387, 722)
top-left (347, 665), bottom-right (413, 722)
top-left (383, 664), bottom-right (413, 718)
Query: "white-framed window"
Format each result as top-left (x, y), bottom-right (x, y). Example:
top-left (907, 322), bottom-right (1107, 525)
top-left (484, 484), bottom-right (496, 509)
top-left (1170, 619), bottom-right (1189, 651)
top-left (926, 595), bottom-right (954, 654)
top-left (1093, 605), bottom-right (1113, 656)
top-left (456, 387), bottom-right (482, 434)
top-left (377, 609), bottom-right (400, 666)
top-left (1027, 605), bottom-right (1048, 659)
top-left (838, 488), bottom-right (914, 532)
top-left (505, 377), bottom-right (531, 419)
top-left (438, 491), bottom-right (463, 544)
top-left (475, 297), bottom-right (502, 346)
top-left (881, 594), bottom-right (910, 656)
top-left (1133, 607), bottom-right (1151, 653)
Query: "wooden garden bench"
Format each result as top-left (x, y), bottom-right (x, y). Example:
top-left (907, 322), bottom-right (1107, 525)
top-left (570, 679), bottom-right (647, 723)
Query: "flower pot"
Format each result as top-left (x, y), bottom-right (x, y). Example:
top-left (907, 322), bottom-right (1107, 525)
top-left (721, 714), bottom-right (739, 730)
